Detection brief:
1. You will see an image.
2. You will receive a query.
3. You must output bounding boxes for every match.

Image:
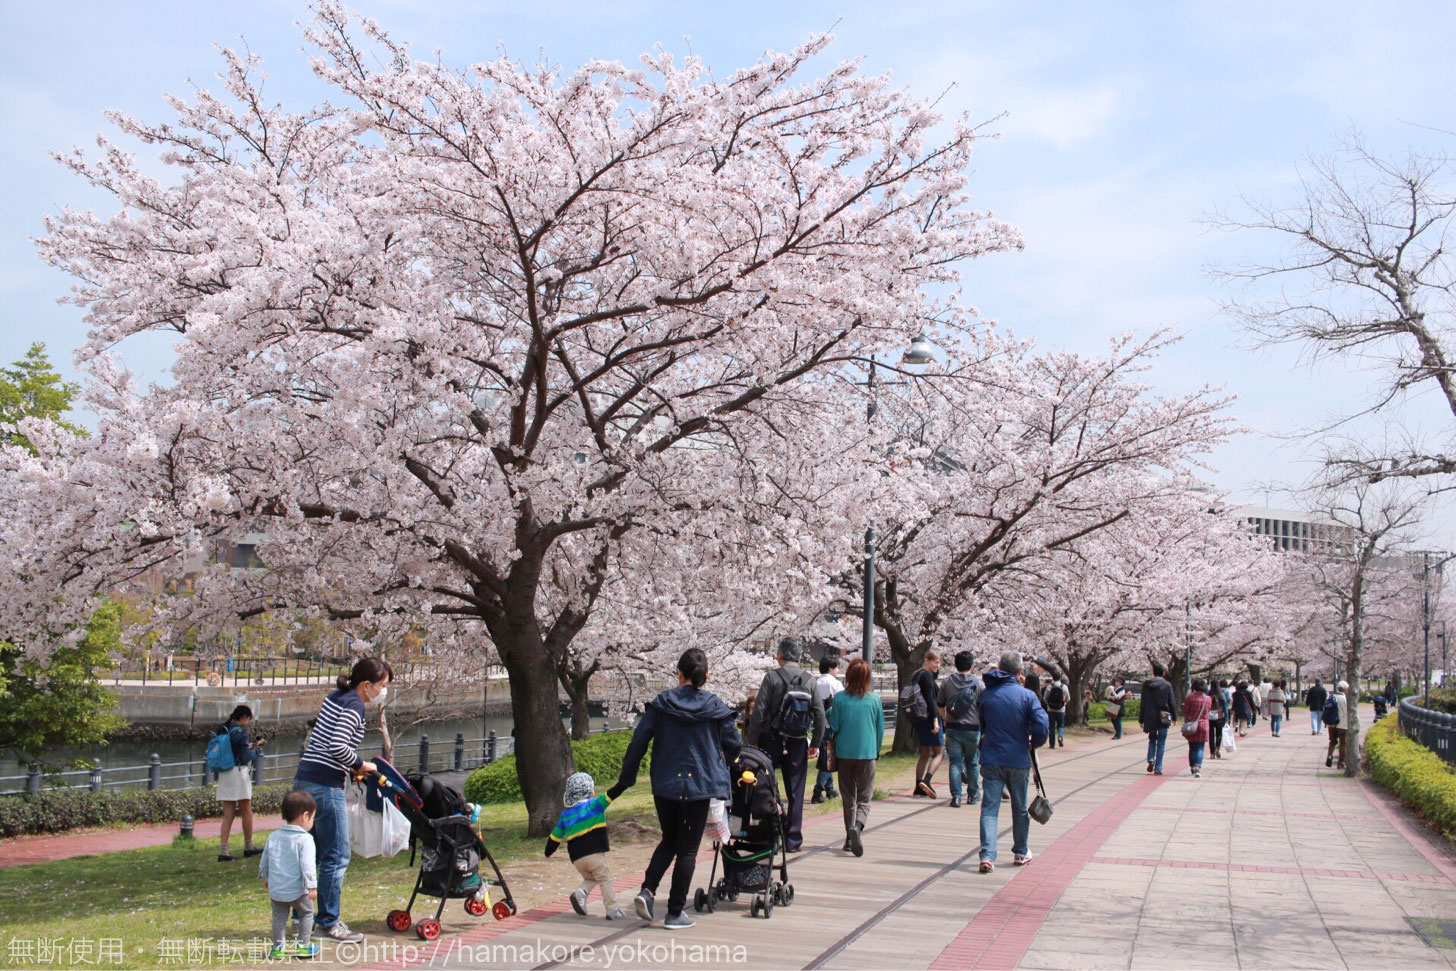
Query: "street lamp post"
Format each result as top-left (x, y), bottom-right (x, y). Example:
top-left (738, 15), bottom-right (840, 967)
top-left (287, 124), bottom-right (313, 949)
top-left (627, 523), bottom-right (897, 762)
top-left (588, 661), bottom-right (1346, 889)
top-left (1424, 553), bottom-right (1431, 706)
top-left (859, 337), bottom-right (935, 674)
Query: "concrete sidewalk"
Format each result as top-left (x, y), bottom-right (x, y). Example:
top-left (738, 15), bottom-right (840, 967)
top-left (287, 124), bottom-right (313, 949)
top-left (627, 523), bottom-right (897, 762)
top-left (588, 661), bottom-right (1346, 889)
top-left (349, 716), bottom-right (1456, 971)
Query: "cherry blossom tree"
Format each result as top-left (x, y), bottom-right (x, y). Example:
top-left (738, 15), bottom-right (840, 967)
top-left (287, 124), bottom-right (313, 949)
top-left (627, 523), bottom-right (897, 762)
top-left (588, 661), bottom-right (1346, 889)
top-left (819, 331), bottom-right (1239, 750)
top-left (2, 4), bottom-right (1021, 833)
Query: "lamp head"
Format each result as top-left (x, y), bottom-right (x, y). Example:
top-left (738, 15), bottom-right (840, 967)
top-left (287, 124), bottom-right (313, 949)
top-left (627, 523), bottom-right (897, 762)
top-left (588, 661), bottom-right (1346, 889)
top-left (902, 335), bottom-right (936, 365)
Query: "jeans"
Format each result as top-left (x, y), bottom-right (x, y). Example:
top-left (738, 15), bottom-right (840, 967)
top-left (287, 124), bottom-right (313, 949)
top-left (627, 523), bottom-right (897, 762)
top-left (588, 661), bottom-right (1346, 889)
top-left (1270, 713), bottom-right (1283, 735)
top-left (644, 797), bottom-right (709, 917)
top-left (1110, 714), bottom-right (1123, 739)
top-left (1311, 709), bottom-right (1323, 733)
top-left (944, 727), bottom-right (981, 803)
top-left (1146, 726), bottom-right (1168, 773)
top-left (1209, 719), bottom-right (1224, 756)
top-left (815, 769), bottom-right (836, 794)
top-left (1188, 739), bottom-right (1205, 769)
top-left (1047, 711), bottom-right (1065, 747)
top-left (979, 764), bottom-right (1030, 862)
top-left (294, 782), bottom-right (348, 929)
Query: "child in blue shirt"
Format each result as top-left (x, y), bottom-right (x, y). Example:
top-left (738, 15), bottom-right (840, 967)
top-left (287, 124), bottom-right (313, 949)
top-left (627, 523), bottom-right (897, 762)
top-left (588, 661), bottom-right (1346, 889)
top-left (260, 790), bottom-right (320, 959)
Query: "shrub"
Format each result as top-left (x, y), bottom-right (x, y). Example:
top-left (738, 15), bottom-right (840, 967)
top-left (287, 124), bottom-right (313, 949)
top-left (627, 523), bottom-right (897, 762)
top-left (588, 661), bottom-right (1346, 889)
top-left (1088, 697), bottom-right (1140, 724)
top-left (463, 731), bottom-right (649, 806)
top-left (0, 783), bottom-right (292, 838)
top-left (1365, 715), bottom-right (1456, 843)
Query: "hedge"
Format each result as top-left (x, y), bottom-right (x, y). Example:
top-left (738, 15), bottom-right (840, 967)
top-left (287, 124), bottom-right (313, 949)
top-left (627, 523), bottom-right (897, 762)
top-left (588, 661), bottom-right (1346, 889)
top-left (1365, 715), bottom-right (1456, 843)
top-left (464, 730), bottom-right (648, 806)
top-left (0, 782), bottom-right (293, 838)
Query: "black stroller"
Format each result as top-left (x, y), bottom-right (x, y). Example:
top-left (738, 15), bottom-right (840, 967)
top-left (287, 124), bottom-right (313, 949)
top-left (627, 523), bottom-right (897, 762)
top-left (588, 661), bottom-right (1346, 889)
top-left (694, 745), bottom-right (795, 919)
top-left (365, 758), bottom-right (517, 940)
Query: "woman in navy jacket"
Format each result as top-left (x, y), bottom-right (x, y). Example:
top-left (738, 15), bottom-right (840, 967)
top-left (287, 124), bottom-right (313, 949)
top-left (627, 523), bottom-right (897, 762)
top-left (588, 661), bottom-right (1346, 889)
top-left (612, 648), bottom-right (741, 929)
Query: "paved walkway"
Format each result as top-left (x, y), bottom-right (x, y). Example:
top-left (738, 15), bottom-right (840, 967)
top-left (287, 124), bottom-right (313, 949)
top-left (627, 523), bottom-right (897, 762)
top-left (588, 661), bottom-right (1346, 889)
top-left (0, 814), bottom-right (284, 866)
top-left (352, 714), bottom-right (1456, 971)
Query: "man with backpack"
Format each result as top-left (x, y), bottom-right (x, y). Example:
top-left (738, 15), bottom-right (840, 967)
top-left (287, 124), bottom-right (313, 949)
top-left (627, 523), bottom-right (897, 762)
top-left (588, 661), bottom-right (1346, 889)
top-left (1043, 676), bottom-right (1068, 749)
top-left (938, 651), bottom-right (983, 807)
top-left (900, 651), bottom-right (945, 798)
top-left (747, 638), bottom-right (826, 853)
top-left (1324, 681), bottom-right (1349, 769)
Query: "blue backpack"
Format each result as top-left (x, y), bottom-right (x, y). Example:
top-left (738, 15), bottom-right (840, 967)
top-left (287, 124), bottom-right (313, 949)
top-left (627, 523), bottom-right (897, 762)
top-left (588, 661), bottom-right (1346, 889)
top-left (1321, 695), bottom-right (1341, 727)
top-left (206, 728), bottom-right (236, 772)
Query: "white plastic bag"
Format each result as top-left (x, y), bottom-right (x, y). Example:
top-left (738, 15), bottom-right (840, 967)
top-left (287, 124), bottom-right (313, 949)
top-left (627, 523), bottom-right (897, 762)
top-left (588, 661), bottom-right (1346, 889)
top-left (380, 796), bottom-right (411, 858)
top-left (706, 798), bottom-right (732, 844)
top-left (348, 794), bottom-right (387, 858)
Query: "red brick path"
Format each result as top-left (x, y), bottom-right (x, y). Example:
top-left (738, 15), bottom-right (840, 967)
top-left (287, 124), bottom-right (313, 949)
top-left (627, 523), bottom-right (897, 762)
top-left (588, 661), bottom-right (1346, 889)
top-left (0, 814), bottom-right (284, 867)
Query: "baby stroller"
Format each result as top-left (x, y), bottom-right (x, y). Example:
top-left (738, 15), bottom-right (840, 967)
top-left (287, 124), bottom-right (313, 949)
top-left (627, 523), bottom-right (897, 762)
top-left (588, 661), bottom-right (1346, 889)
top-left (1373, 695), bottom-right (1389, 720)
top-left (694, 745), bottom-right (794, 919)
top-left (364, 758), bottom-right (517, 940)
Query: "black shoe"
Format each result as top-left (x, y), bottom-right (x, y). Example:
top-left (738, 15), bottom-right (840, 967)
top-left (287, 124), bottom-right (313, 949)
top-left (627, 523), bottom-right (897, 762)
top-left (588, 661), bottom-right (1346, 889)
top-left (949, 797), bottom-right (961, 808)
top-left (242, 847), bottom-right (264, 858)
top-left (847, 827), bottom-right (863, 857)
top-left (825, 789), bottom-right (839, 799)
top-left (1325, 756), bottom-right (1333, 767)
top-left (811, 790), bottom-right (824, 805)
top-left (217, 854), bottom-right (236, 862)
top-left (634, 889), bottom-right (654, 922)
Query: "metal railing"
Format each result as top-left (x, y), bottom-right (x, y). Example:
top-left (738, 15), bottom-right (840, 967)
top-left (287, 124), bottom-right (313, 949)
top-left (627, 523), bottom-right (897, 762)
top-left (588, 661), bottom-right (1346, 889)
top-left (103, 655), bottom-right (343, 688)
top-left (1397, 698), bottom-right (1456, 765)
top-left (0, 731), bottom-right (519, 796)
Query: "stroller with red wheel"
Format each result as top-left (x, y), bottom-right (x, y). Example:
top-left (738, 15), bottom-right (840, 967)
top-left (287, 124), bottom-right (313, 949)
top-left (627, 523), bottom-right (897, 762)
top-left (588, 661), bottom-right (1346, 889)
top-left (363, 758), bottom-right (517, 940)
top-left (693, 745), bottom-right (794, 919)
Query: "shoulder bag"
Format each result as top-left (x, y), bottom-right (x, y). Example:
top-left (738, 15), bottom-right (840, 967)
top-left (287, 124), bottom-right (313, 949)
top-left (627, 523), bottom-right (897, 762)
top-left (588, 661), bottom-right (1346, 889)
top-left (1028, 744), bottom-right (1053, 825)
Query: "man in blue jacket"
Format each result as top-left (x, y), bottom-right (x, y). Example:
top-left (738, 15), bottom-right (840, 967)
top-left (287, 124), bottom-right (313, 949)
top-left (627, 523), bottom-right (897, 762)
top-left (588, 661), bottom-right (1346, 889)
top-left (977, 651), bottom-right (1049, 872)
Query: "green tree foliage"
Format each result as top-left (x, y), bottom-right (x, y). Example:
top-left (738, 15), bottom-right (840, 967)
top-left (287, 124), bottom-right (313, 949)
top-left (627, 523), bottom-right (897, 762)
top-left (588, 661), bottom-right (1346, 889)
top-left (0, 342), bottom-right (83, 453)
top-left (0, 602), bottom-right (126, 767)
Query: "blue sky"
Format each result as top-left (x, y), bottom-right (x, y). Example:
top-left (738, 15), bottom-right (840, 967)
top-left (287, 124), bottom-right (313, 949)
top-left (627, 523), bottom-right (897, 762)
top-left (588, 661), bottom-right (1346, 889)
top-left (4, 1), bottom-right (1455, 538)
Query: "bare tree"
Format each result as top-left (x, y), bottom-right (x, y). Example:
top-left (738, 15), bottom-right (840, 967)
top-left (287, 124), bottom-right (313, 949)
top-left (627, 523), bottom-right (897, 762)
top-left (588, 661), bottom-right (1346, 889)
top-left (1215, 137), bottom-right (1456, 486)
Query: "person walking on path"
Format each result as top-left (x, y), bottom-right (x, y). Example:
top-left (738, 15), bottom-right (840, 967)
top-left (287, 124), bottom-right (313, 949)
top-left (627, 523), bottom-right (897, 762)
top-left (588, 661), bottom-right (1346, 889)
top-left (216, 704), bottom-right (267, 862)
top-left (1248, 680), bottom-right (1263, 726)
top-left (937, 651), bottom-right (983, 808)
top-left (812, 656), bottom-right (844, 805)
top-left (907, 651), bottom-right (944, 798)
top-left (1043, 676), bottom-right (1068, 749)
top-left (617, 648), bottom-right (742, 929)
top-left (1267, 680), bottom-right (1287, 737)
top-left (1324, 680), bottom-right (1350, 770)
top-left (1139, 663), bottom-right (1177, 776)
top-left (1383, 680), bottom-right (1399, 709)
top-left (1105, 678), bottom-right (1128, 740)
top-left (1232, 681), bottom-right (1256, 736)
top-left (1206, 679), bottom-right (1229, 759)
top-left (1304, 679), bottom-right (1327, 734)
top-left (259, 789), bottom-right (319, 959)
top-left (747, 638), bottom-right (825, 852)
top-left (977, 652), bottom-right (1049, 872)
top-left (827, 658), bottom-right (885, 857)
top-left (1181, 679), bottom-right (1212, 778)
top-left (545, 772), bottom-right (627, 920)
top-left (292, 657), bottom-right (391, 944)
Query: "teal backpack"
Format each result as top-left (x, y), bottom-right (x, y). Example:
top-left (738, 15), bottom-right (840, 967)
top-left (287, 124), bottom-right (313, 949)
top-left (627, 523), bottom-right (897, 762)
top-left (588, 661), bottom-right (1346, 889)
top-left (206, 727), bottom-right (236, 772)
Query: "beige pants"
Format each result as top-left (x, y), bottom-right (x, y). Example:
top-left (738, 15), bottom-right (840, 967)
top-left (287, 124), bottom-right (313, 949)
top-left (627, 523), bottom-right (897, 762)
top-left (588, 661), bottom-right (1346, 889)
top-left (572, 852), bottom-right (619, 910)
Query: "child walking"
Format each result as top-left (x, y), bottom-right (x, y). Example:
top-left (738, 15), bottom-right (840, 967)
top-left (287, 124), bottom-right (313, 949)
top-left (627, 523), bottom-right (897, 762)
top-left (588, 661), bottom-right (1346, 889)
top-left (260, 790), bottom-right (321, 959)
top-left (544, 772), bottom-right (626, 919)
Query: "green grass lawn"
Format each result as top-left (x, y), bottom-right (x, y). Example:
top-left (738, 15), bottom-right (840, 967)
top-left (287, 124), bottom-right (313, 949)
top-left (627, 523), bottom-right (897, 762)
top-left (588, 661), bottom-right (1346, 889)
top-left (0, 750), bottom-right (919, 969)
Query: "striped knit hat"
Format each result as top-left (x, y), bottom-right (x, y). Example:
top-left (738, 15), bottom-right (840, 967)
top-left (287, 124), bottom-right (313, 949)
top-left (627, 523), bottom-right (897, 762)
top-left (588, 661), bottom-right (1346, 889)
top-left (563, 772), bottom-right (595, 807)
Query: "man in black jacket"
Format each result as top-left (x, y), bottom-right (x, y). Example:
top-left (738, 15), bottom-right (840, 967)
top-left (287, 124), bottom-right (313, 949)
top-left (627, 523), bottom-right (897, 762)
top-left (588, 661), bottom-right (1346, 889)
top-left (747, 638), bottom-right (826, 852)
top-left (1306, 679), bottom-right (1328, 734)
top-left (1139, 662), bottom-right (1178, 776)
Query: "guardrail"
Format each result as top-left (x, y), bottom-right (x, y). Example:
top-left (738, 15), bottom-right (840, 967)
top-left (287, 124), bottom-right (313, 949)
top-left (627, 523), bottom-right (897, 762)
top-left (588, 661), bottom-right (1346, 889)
top-left (0, 731), bottom-right (519, 796)
top-left (1397, 698), bottom-right (1456, 765)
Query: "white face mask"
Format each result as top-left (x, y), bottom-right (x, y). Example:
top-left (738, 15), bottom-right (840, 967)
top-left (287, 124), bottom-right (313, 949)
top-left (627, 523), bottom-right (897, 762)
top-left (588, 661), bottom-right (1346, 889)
top-left (372, 685), bottom-right (388, 704)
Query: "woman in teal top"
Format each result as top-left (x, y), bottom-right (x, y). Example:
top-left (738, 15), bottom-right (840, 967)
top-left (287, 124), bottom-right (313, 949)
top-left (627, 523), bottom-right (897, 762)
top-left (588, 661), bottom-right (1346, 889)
top-left (826, 658), bottom-right (886, 857)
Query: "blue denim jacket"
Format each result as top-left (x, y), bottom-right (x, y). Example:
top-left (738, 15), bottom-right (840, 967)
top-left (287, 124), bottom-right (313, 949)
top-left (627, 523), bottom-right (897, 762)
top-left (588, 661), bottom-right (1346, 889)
top-left (259, 824), bottom-right (317, 901)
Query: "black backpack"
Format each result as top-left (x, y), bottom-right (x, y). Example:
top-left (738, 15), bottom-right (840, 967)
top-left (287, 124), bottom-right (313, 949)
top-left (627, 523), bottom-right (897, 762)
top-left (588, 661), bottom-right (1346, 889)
top-left (772, 669), bottom-right (815, 739)
top-left (947, 679), bottom-right (979, 719)
top-left (1047, 684), bottom-right (1065, 709)
top-left (1322, 695), bottom-right (1341, 727)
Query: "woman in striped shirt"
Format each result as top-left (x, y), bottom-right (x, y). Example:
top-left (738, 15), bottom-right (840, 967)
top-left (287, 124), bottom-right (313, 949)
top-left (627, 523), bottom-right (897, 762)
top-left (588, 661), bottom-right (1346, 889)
top-left (292, 657), bottom-right (392, 944)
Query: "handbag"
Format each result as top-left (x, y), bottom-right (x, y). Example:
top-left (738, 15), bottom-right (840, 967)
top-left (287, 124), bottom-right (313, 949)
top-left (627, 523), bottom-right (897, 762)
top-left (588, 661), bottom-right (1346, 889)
top-left (1158, 709), bottom-right (1173, 728)
top-left (1105, 701), bottom-right (1122, 718)
top-left (1028, 745), bottom-right (1053, 825)
top-left (821, 738), bottom-right (838, 774)
top-left (1180, 718), bottom-right (1199, 737)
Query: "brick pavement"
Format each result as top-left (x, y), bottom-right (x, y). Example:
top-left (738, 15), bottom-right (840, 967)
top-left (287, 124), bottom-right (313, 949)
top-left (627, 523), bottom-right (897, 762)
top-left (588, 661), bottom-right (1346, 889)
top-left (351, 712), bottom-right (1456, 970)
top-left (0, 814), bottom-right (284, 866)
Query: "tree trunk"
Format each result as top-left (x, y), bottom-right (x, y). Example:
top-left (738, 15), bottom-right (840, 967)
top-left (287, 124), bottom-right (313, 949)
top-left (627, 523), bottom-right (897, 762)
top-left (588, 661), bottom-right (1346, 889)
top-left (1064, 654), bottom-right (1097, 725)
top-left (498, 637), bottom-right (574, 837)
top-left (886, 625), bottom-right (925, 755)
top-left (1343, 650), bottom-right (1362, 778)
top-left (566, 678), bottom-right (592, 740)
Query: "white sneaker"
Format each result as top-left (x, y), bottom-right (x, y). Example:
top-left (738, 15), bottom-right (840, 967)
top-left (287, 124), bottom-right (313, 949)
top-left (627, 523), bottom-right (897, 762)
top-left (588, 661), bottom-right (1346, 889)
top-left (323, 922), bottom-right (363, 943)
top-left (1013, 852), bottom-right (1034, 866)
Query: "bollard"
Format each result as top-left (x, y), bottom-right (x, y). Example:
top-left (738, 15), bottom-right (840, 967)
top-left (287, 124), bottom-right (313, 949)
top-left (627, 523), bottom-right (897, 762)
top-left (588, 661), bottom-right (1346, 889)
top-left (602, 719), bottom-right (608, 735)
top-left (454, 733), bottom-right (465, 771)
top-left (487, 729), bottom-right (497, 764)
top-left (418, 734), bottom-right (430, 774)
top-left (90, 760), bottom-right (103, 794)
top-left (26, 766), bottom-right (40, 794)
top-left (179, 815), bottom-right (195, 839)
top-left (148, 754), bottom-right (162, 791)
